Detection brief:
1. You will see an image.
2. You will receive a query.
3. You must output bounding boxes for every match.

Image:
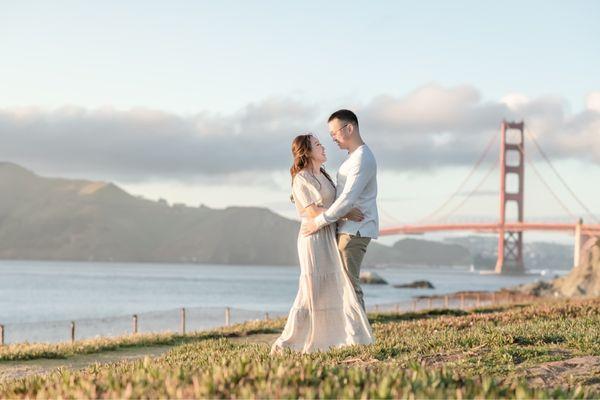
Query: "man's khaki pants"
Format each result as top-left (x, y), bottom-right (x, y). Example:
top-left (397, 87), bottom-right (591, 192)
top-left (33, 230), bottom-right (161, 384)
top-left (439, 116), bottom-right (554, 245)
top-left (337, 232), bottom-right (371, 311)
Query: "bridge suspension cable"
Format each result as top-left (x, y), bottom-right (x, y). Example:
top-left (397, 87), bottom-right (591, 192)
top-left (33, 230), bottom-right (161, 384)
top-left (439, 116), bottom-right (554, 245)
top-left (518, 142), bottom-right (577, 220)
top-left (418, 129), bottom-right (500, 223)
top-left (378, 205), bottom-right (403, 225)
top-left (525, 129), bottom-right (600, 224)
top-left (436, 156), bottom-right (499, 222)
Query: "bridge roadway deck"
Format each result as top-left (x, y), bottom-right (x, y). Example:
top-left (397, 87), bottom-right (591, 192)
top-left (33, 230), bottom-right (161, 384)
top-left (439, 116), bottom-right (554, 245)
top-left (380, 222), bottom-right (600, 236)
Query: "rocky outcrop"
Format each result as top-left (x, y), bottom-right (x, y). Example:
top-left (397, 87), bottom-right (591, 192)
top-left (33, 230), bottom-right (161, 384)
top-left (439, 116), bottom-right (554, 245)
top-left (393, 280), bottom-right (435, 289)
top-left (553, 238), bottom-right (600, 297)
top-left (516, 238), bottom-right (600, 298)
top-left (359, 271), bottom-right (388, 284)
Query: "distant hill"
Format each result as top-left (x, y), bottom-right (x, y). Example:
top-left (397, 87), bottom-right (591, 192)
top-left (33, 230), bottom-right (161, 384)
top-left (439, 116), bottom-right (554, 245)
top-left (0, 162), bottom-right (472, 266)
top-left (366, 238), bottom-right (472, 266)
top-left (444, 235), bottom-right (573, 270)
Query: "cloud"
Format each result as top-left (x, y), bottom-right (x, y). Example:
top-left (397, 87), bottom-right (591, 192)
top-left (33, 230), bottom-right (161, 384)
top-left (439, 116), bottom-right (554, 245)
top-left (0, 98), bottom-right (322, 181)
top-left (0, 85), bottom-right (599, 183)
top-left (586, 91), bottom-right (600, 113)
top-left (360, 85), bottom-right (600, 169)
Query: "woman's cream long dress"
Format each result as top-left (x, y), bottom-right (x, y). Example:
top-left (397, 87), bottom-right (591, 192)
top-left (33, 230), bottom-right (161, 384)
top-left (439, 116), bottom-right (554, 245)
top-left (270, 169), bottom-right (374, 354)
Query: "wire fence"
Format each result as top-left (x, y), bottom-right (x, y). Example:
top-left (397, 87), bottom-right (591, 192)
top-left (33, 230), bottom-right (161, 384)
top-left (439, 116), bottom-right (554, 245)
top-left (0, 306), bottom-right (287, 345)
top-left (0, 291), bottom-right (534, 346)
top-left (366, 290), bottom-right (523, 313)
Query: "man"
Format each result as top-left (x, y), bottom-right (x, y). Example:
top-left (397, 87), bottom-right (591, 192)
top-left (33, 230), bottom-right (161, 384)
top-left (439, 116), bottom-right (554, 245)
top-left (301, 109), bottom-right (378, 311)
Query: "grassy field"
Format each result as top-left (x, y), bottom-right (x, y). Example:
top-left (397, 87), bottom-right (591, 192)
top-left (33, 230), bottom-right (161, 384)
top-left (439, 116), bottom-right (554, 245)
top-left (0, 321), bottom-right (282, 362)
top-left (1, 298), bottom-right (599, 398)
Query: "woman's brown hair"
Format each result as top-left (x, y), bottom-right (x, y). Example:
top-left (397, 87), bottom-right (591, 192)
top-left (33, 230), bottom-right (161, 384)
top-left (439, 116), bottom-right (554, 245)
top-left (290, 133), bottom-right (334, 203)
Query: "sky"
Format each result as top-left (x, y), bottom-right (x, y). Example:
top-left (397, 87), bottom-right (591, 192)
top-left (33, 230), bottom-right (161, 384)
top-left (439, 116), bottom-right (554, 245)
top-left (1, 0), bottom-right (599, 244)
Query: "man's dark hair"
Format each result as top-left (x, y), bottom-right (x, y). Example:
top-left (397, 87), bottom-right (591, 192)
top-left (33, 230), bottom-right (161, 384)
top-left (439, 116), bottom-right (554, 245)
top-left (328, 109), bottom-right (359, 128)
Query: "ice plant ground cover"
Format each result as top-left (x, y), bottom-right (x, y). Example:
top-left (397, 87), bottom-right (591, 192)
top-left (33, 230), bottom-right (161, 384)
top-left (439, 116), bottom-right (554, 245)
top-left (1, 298), bottom-right (599, 398)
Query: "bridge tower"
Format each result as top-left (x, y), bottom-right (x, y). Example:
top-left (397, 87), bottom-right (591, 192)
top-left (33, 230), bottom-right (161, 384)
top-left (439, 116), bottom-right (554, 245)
top-left (495, 120), bottom-right (526, 274)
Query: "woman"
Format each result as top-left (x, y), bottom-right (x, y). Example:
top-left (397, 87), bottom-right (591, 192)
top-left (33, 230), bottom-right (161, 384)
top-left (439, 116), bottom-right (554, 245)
top-left (270, 134), bottom-right (374, 354)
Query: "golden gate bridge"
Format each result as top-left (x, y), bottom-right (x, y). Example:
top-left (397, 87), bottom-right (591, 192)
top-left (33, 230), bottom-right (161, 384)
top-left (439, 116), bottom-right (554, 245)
top-left (379, 121), bottom-right (600, 274)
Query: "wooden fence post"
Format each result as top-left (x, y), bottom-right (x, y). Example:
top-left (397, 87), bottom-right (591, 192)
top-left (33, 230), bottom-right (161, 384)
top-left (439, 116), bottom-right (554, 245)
top-left (460, 293), bottom-right (465, 309)
top-left (444, 295), bottom-right (449, 308)
top-left (132, 314), bottom-right (138, 334)
top-left (180, 308), bottom-right (186, 335)
top-left (225, 307), bottom-right (231, 326)
top-left (0, 324), bottom-right (4, 346)
top-left (70, 321), bottom-right (75, 343)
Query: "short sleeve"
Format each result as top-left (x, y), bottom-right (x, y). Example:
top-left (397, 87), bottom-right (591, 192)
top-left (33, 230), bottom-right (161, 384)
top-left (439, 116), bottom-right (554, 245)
top-left (292, 172), bottom-right (322, 210)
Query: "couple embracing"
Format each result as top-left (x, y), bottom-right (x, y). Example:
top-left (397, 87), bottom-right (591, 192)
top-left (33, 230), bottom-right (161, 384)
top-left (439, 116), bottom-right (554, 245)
top-left (271, 109), bottom-right (379, 354)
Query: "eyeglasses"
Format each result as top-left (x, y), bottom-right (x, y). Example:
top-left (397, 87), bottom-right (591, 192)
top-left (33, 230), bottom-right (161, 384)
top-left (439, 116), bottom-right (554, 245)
top-left (330, 123), bottom-right (349, 137)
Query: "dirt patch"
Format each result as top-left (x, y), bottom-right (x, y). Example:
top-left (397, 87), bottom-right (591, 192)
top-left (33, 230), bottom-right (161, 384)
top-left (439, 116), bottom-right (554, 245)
top-left (421, 344), bottom-right (488, 368)
top-left (0, 345), bottom-right (173, 382)
top-left (422, 351), bottom-right (466, 367)
top-left (340, 357), bottom-right (380, 366)
top-left (521, 356), bottom-right (600, 393)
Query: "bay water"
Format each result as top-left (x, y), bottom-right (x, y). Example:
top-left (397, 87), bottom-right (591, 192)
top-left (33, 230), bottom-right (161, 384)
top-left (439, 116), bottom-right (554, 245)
top-left (0, 260), bottom-right (562, 344)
